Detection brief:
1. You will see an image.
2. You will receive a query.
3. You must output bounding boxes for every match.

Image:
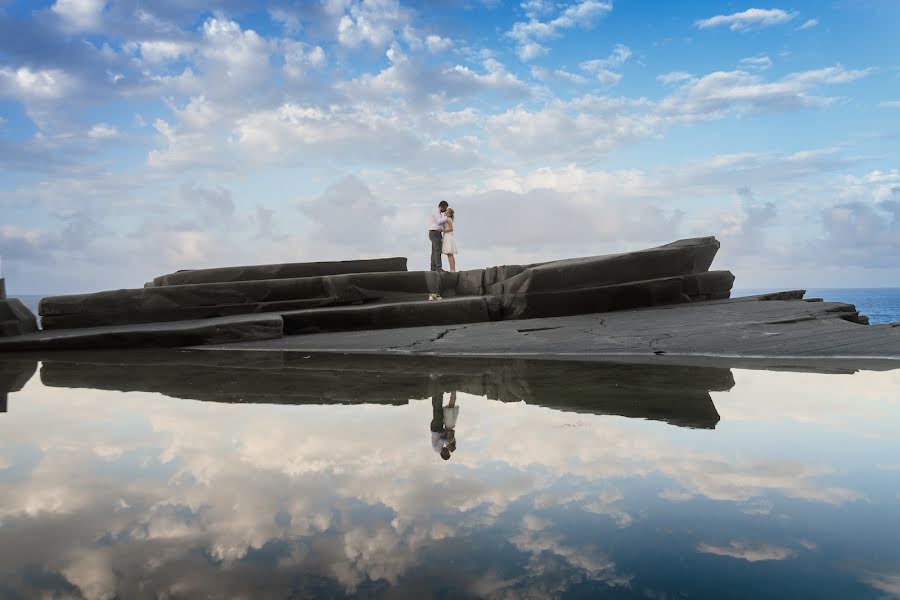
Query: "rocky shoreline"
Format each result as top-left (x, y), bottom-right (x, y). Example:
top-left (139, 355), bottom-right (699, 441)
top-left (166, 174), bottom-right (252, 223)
top-left (1, 236), bottom-right (897, 365)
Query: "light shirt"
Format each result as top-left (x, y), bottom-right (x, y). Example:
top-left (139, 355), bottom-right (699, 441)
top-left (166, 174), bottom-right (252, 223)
top-left (431, 431), bottom-right (448, 453)
top-left (429, 209), bottom-right (447, 231)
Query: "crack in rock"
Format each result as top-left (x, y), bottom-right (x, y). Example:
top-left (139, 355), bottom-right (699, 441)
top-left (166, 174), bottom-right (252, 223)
top-left (388, 325), bottom-right (470, 351)
top-left (648, 334), bottom-right (672, 354)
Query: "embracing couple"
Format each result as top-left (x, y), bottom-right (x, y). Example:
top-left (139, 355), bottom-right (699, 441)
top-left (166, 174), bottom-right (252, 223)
top-left (428, 200), bottom-right (458, 276)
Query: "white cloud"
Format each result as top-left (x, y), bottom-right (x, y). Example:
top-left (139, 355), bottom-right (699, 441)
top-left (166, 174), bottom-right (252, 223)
top-left (581, 44), bottom-right (632, 85)
top-left (198, 17), bottom-right (273, 96)
top-left (283, 41), bottom-right (327, 79)
top-left (508, 0), bottom-right (613, 60)
top-left (335, 0), bottom-right (410, 48)
top-left (517, 41), bottom-right (547, 61)
top-left (51, 0), bottom-right (106, 31)
top-left (657, 71), bottom-right (693, 85)
top-left (658, 65), bottom-right (873, 121)
top-left (425, 34), bottom-right (452, 54)
top-left (696, 8), bottom-right (797, 31)
top-left (0, 67), bottom-right (77, 101)
top-left (132, 40), bottom-right (195, 65)
top-left (269, 7), bottom-right (303, 35)
top-left (739, 55), bottom-right (772, 71)
top-left (87, 123), bottom-right (118, 139)
top-left (878, 100), bottom-right (900, 108)
top-left (531, 66), bottom-right (587, 84)
top-left (797, 18), bottom-right (819, 31)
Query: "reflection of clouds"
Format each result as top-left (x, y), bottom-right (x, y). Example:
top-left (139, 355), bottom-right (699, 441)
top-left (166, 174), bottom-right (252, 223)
top-left (717, 369), bottom-right (900, 437)
top-left (504, 516), bottom-right (632, 595)
top-left (582, 488), bottom-right (633, 528)
top-left (657, 457), bottom-right (862, 505)
top-left (61, 549), bottom-right (116, 600)
top-left (697, 541), bottom-right (796, 562)
top-left (857, 568), bottom-right (900, 598)
top-left (0, 368), bottom-right (897, 597)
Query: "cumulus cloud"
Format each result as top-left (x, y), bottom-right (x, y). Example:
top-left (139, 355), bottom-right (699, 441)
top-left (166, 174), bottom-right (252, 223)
top-left (425, 34), bottom-right (452, 53)
top-left (334, 0), bottom-right (411, 48)
top-left (696, 8), bottom-right (797, 31)
top-left (282, 41), bottom-right (327, 79)
top-left (581, 44), bottom-right (632, 86)
top-left (51, 0), bottom-right (107, 32)
top-left (507, 0), bottom-right (613, 60)
top-left (0, 66), bottom-right (79, 114)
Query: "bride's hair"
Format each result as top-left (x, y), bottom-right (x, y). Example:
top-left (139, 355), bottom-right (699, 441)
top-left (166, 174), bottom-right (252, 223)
top-left (446, 208), bottom-right (455, 218)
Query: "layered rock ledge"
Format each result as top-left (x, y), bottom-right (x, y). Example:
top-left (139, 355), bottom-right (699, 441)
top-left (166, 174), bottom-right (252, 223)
top-left (0, 236), bottom-right (897, 364)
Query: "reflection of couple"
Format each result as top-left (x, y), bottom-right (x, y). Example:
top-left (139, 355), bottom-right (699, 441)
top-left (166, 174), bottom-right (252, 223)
top-left (430, 390), bottom-right (459, 461)
top-left (428, 200), bottom-right (458, 275)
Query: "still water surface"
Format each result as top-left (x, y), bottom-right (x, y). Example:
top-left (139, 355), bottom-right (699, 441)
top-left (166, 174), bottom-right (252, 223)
top-left (1, 353), bottom-right (899, 599)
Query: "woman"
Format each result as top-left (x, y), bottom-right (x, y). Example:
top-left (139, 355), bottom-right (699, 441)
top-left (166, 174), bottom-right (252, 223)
top-left (441, 208), bottom-right (458, 273)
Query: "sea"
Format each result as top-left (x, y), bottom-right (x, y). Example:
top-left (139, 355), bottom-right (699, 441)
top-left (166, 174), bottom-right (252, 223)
top-left (16, 288), bottom-right (900, 326)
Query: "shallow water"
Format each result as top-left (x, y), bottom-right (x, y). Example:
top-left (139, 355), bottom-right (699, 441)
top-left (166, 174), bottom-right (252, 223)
top-left (1, 353), bottom-right (899, 599)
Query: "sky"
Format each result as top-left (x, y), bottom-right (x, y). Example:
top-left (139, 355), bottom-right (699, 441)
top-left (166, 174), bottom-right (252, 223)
top-left (0, 0), bottom-right (898, 294)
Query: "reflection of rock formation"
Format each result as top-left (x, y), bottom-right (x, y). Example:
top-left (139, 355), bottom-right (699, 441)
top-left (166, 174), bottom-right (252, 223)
top-left (0, 360), bottom-right (37, 413)
top-left (39, 351), bottom-right (733, 428)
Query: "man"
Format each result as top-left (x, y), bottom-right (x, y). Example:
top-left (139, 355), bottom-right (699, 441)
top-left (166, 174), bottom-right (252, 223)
top-left (428, 201), bottom-right (448, 273)
top-left (430, 391), bottom-right (451, 461)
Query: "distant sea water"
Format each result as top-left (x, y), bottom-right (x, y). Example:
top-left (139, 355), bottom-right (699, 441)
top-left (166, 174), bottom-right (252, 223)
top-left (14, 289), bottom-right (900, 328)
top-left (733, 288), bottom-right (900, 325)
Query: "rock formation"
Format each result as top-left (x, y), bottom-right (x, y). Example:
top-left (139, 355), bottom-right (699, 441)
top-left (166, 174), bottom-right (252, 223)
top-left (3, 235), bottom-right (888, 357)
top-left (0, 279), bottom-right (38, 338)
top-left (23, 236), bottom-right (730, 339)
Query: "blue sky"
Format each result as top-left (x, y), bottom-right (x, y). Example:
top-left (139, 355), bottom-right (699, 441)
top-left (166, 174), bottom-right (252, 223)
top-left (1, 0), bottom-right (898, 293)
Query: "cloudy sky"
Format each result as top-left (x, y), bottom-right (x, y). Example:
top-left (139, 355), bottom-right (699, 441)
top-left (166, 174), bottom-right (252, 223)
top-left (0, 0), bottom-right (898, 294)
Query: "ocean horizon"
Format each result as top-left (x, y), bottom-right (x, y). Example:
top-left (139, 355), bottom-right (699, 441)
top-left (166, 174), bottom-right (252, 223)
top-left (15, 288), bottom-right (900, 327)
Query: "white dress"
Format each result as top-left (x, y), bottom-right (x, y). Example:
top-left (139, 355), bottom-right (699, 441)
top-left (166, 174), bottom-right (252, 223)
top-left (443, 405), bottom-right (459, 429)
top-left (442, 227), bottom-right (458, 255)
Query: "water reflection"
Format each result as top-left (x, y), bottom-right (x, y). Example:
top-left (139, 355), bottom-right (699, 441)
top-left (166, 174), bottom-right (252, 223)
top-left (0, 360), bottom-right (34, 414)
top-left (0, 352), bottom-right (898, 599)
top-left (33, 351), bottom-right (731, 429)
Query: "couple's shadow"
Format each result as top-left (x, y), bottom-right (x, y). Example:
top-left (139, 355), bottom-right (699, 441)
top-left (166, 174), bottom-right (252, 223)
top-left (430, 390), bottom-right (459, 461)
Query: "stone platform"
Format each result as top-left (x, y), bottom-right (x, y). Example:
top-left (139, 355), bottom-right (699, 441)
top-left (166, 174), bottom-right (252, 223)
top-left (0, 313), bottom-right (283, 351)
top-left (34, 237), bottom-right (731, 331)
top-left (1, 236), bottom-right (896, 363)
top-left (197, 295), bottom-right (900, 367)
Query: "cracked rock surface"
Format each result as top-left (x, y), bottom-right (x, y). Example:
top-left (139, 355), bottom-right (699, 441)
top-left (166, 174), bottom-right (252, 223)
top-left (198, 296), bottom-right (900, 366)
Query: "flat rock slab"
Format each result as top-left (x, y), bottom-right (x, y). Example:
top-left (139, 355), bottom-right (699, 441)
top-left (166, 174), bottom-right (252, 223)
top-left (0, 313), bottom-right (283, 351)
top-left (282, 296), bottom-right (495, 334)
top-left (197, 297), bottom-right (900, 364)
top-left (151, 257), bottom-right (408, 286)
top-left (39, 271), bottom-right (441, 329)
